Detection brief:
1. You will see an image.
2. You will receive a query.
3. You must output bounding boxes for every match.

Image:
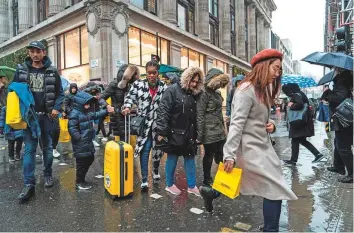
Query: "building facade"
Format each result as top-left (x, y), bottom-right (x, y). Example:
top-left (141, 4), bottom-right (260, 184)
top-left (292, 60), bottom-right (301, 75)
top-left (0, 0), bottom-right (277, 95)
top-left (270, 32), bottom-right (294, 74)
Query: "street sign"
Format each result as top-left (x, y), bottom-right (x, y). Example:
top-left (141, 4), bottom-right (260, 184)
top-left (90, 59), bottom-right (99, 68)
top-left (116, 60), bottom-right (125, 68)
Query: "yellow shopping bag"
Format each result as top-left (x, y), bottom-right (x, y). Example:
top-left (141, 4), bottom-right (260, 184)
top-left (59, 118), bottom-right (71, 143)
top-left (6, 92), bottom-right (27, 129)
top-left (104, 97), bottom-right (112, 123)
top-left (212, 162), bottom-right (242, 199)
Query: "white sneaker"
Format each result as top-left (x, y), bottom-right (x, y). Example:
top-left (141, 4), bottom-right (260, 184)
top-left (101, 137), bottom-right (108, 143)
top-left (53, 149), bottom-right (60, 158)
top-left (93, 140), bottom-right (100, 147)
top-left (141, 182), bottom-right (148, 189)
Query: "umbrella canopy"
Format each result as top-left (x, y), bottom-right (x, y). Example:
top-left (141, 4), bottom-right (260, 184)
top-left (60, 76), bottom-right (70, 90)
top-left (318, 70), bottom-right (335, 85)
top-left (141, 64), bottom-right (182, 76)
top-left (0, 66), bottom-right (16, 81)
top-left (301, 51), bottom-right (353, 71)
top-left (79, 80), bottom-right (108, 92)
top-left (281, 74), bottom-right (317, 88)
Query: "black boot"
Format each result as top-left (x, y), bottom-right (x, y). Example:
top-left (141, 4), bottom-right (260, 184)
top-left (203, 177), bottom-right (213, 186)
top-left (312, 154), bottom-right (325, 163)
top-left (44, 175), bottom-right (54, 188)
top-left (199, 186), bottom-right (218, 212)
top-left (18, 186), bottom-right (35, 204)
top-left (338, 175), bottom-right (353, 183)
top-left (327, 167), bottom-right (346, 175)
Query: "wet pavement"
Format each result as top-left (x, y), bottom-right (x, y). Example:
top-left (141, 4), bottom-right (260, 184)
top-left (0, 113), bottom-right (352, 232)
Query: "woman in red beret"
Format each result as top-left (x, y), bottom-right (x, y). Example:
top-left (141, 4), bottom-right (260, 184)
top-left (199, 49), bottom-right (297, 232)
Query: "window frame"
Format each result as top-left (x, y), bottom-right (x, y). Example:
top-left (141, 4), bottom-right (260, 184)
top-left (209, 20), bottom-right (219, 47)
top-left (128, 26), bottom-right (170, 67)
top-left (38, 0), bottom-right (49, 23)
top-left (144, 0), bottom-right (157, 15)
top-left (209, 0), bottom-right (218, 18)
top-left (12, 0), bottom-right (19, 36)
top-left (181, 47), bottom-right (206, 73)
top-left (56, 25), bottom-right (89, 71)
top-left (72, 0), bottom-right (82, 4)
top-left (177, 0), bottom-right (195, 34)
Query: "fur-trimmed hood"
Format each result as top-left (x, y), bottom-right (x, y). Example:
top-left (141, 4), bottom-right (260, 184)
top-left (180, 67), bottom-right (204, 95)
top-left (117, 65), bottom-right (140, 89)
top-left (205, 68), bottom-right (230, 90)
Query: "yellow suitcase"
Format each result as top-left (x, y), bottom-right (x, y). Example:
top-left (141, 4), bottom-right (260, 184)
top-left (6, 91), bottom-right (27, 129)
top-left (104, 115), bottom-right (134, 198)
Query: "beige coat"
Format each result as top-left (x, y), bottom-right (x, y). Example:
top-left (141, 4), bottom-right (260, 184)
top-left (223, 83), bottom-right (297, 201)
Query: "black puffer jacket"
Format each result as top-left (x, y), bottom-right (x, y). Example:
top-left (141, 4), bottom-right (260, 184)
top-left (100, 64), bottom-right (139, 136)
top-left (322, 70), bottom-right (353, 132)
top-left (196, 68), bottom-right (230, 144)
top-left (282, 83), bottom-right (314, 138)
top-left (68, 91), bottom-right (108, 158)
top-left (63, 83), bottom-right (78, 114)
top-left (156, 67), bottom-right (204, 156)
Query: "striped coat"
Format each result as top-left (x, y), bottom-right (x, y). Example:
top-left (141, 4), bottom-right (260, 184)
top-left (124, 79), bottom-right (167, 162)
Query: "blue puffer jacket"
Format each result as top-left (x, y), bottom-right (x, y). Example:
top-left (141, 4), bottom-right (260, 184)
top-left (0, 107), bottom-right (24, 140)
top-left (68, 91), bottom-right (108, 158)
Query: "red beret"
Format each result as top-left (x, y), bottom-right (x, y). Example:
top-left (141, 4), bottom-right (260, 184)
top-left (250, 49), bottom-right (283, 68)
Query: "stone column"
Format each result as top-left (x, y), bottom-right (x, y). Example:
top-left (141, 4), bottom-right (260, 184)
top-left (33, 0), bottom-right (38, 25)
top-left (221, 0), bottom-right (231, 53)
top-left (8, 0), bottom-right (13, 37)
top-left (264, 22), bottom-right (270, 49)
top-left (18, 0), bottom-right (33, 33)
top-left (256, 15), bottom-right (265, 51)
top-left (161, 0), bottom-right (177, 25)
top-left (0, 0), bottom-right (10, 43)
top-left (85, 0), bottom-right (129, 83)
top-left (198, 0), bottom-right (210, 41)
top-left (46, 36), bottom-right (57, 65)
top-left (48, 0), bottom-right (65, 17)
top-left (248, 4), bottom-right (257, 59)
top-left (170, 42), bottom-right (182, 68)
top-left (235, 0), bottom-right (246, 60)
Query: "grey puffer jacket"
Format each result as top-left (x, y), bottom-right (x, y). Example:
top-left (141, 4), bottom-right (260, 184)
top-left (196, 68), bottom-right (230, 144)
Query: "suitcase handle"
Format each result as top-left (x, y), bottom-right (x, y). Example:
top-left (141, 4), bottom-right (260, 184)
top-left (124, 115), bottom-right (131, 144)
top-left (125, 161), bottom-right (128, 181)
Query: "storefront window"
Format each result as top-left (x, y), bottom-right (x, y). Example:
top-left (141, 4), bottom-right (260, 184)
top-left (64, 28), bottom-right (80, 68)
top-left (57, 25), bottom-right (89, 86)
top-left (181, 47), bottom-right (206, 73)
top-left (128, 26), bottom-right (170, 67)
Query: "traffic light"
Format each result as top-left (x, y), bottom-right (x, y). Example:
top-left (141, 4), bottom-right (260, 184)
top-left (335, 26), bottom-right (346, 52)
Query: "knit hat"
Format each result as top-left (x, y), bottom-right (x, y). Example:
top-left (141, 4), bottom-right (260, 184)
top-left (250, 49), bottom-right (283, 68)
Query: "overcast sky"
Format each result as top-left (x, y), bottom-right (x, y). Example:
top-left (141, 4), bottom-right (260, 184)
top-left (272, 0), bottom-right (326, 80)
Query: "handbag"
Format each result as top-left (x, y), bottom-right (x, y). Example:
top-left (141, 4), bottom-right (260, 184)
top-left (212, 162), bottom-right (242, 199)
top-left (130, 115), bottom-right (146, 136)
top-left (288, 94), bottom-right (308, 128)
top-left (334, 98), bottom-right (353, 128)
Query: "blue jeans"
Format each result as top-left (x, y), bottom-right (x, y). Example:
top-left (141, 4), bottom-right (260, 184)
top-left (165, 154), bottom-right (196, 189)
top-left (140, 136), bottom-right (153, 183)
top-left (23, 115), bottom-right (54, 186)
top-left (210, 191), bottom-right (281, 232)
top-left (263, 198), bottom-right (282, 232)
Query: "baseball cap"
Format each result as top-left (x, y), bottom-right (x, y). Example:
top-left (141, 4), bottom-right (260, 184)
top-left (26, 41), bottom-right (46, 50)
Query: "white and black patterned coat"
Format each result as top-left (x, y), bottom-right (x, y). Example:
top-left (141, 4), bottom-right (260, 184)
top-left (124, 79), bottom-right (167, 159)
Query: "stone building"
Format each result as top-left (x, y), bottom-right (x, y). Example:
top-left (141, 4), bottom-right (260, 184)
top-left (0, 0), bottom-right (277, 95)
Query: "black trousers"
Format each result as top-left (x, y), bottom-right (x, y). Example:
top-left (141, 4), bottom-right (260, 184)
top-left (203, 139), bottom-right (226, 179)
top-left (291, 137), bottom-right (320, 162)
top-left (96, 118), bottom-right (109, 137)
top-left (52, 118), bottom-right (60, 149)
top-left (8, 138), bottom-right (23, 158)
top-left (76, 156), bottom-right (95, 184)
top-left (333, 130), bottom-right (353, 176)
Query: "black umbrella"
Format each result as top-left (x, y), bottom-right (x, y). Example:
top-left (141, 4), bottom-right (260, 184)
top-left (318, 71), bottom-right (335, 85)
top-left (301, 51), bottom-right (353, 71)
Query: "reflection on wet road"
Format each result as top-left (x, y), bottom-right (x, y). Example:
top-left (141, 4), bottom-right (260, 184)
top-left (0, 114), bottom-right (352, 232)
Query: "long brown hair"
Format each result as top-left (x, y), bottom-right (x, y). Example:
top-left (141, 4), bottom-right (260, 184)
top-left (240, 58), bottom-right (282, 107)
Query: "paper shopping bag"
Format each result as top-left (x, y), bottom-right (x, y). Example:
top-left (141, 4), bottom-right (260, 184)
top-left (212, 162), bottom-right (242, 199)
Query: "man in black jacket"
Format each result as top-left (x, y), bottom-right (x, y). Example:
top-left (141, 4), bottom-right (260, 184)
top-left (12, 41), bottom-right (64, 203)
top-left (322, 69), bottom-right (353, 183)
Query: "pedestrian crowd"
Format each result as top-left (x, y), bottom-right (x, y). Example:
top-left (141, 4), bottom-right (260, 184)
top-left (0, 41), bottom-right (352, 232)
